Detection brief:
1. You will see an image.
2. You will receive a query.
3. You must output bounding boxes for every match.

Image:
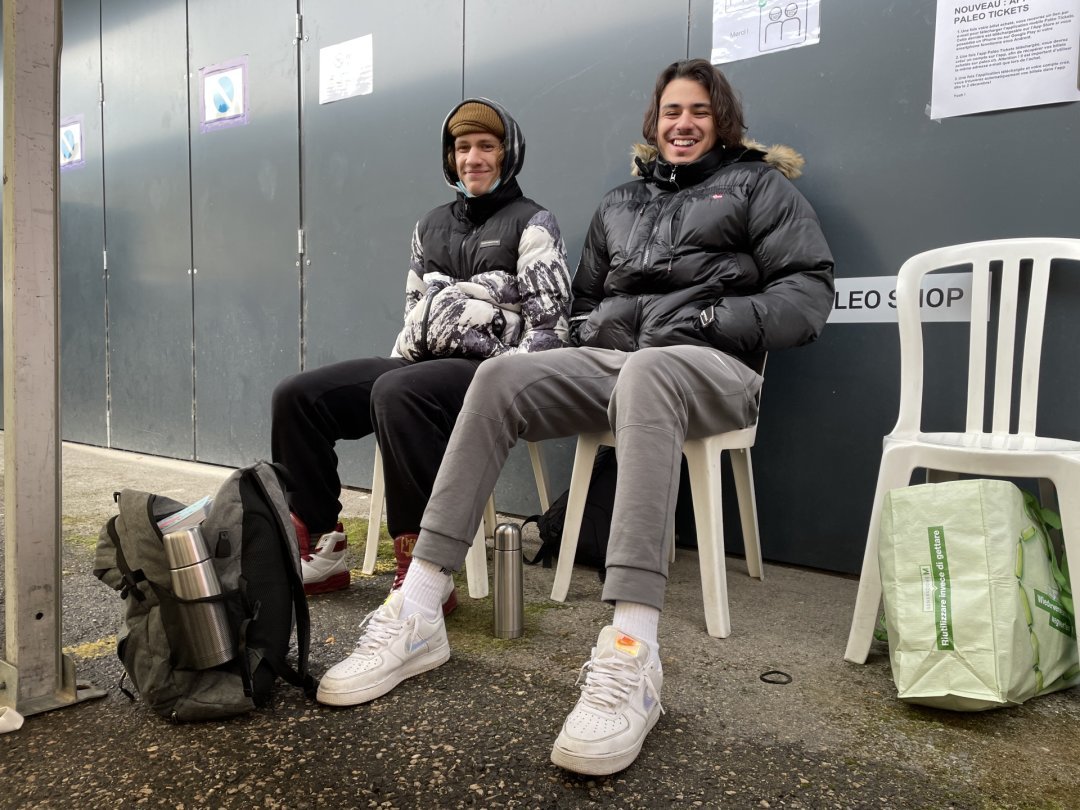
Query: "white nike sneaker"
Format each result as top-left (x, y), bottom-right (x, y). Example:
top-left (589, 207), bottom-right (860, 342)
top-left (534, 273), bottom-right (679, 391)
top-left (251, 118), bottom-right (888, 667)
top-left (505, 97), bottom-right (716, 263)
top-left (550, 626), bottom-right (664, 776)
top-left (316, 591), bottom-right (450, 706)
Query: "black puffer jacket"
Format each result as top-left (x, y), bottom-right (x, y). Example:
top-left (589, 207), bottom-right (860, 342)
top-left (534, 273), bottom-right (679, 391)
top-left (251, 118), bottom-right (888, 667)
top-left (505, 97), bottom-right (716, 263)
top-left (570, 141), bottom-right (834, 367)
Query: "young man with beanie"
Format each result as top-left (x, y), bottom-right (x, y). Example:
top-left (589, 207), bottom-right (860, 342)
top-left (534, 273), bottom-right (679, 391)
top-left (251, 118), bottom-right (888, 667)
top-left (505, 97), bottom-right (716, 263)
top-left (315, 61), bottom-right (833, 775)
top-left (271, 98), bottom-right (570, 603)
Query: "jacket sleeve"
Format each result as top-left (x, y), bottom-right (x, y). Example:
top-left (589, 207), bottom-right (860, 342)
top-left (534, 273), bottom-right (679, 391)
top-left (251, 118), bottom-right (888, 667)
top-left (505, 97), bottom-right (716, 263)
top-left (501, 209), bottom-right (572, 354)
top-left (390, 223), bottom-right (427, 358)
top-left (402, 223), bottom-right (426, 321)
top-left (568, 205), bottom-right (612, 346)
top-left (700, 168), bottom-right (834, 354)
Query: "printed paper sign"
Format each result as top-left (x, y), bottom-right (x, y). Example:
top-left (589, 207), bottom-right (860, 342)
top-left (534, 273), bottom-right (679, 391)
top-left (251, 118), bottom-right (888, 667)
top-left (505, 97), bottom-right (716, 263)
top-left (827, 273), bottom-right (977, 324)
top-left (319, 34), bottom-right (374, 104)
top-left (200, 57), bottom-right (249, 132)
top-left (930, 0), bottom-right (1080, 119)
top-left (711, 0), bottom-right (821, 65)
top-left (59, 115), bottom-right (84, 171)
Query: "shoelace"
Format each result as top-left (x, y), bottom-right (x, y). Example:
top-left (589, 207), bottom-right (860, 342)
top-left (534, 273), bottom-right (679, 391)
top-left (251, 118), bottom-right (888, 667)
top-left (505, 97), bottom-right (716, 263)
top-left (576, 654), bottom-right (664, 715)
top-left (353, 606), bottom-right (407, 654)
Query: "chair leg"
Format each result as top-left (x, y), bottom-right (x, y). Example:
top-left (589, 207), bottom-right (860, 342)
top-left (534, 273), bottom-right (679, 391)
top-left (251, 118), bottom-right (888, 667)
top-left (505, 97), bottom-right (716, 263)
top-left (684, 440), bottom-right (731, 639)
top-left (362, 446), bottom-right (386, 575)
top-left (730, 448), bottom-right (763, 580)
top-left (844, 451), bottom-right (913, 663)
top-left (482, 495), bottom-right (497, 542)
top-left (551, 435), bottom-right (603, 602)
top-left (528, 441), bottom-right (552, 513)
top-left (466, 516), bottom-right (489, 599)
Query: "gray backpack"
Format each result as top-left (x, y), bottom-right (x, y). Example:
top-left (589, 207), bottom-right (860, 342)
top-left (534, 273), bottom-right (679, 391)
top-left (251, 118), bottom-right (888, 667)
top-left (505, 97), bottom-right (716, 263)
top-left (93, 461), bottom-right (315, 721)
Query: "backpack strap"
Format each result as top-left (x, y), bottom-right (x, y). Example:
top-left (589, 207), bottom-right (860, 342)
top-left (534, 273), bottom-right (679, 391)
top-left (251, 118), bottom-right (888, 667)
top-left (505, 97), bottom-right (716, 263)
top-left (520, 515), bottom-right (558, 569)
top-left (245, 465), bottom-right (317, 699)
top-left (105, 515), bottom-right (148, 601)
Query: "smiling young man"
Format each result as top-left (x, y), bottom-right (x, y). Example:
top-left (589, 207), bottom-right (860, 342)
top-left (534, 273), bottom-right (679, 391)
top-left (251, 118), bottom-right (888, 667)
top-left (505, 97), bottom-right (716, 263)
top-left (271, 98), bottom-right (569, 603)
top-left (315, 61), bottom-right (833, 776)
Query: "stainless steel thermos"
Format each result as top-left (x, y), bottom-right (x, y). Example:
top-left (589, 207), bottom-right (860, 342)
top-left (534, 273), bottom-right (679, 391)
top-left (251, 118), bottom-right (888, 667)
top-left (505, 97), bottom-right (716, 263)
top-left (493, 522), bottom-right (524, 639)
top-left (163, 526), bottom-right (235, 669)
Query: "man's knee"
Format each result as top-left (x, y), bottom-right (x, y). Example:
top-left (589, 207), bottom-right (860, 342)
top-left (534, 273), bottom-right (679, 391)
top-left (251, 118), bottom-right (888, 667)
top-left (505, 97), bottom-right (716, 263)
top-left (466, 355), bottom-right (524, 403)
top-left (369, 369), bottom-right (410, 421)
top-left (271, 373), bottom-right (309, 421)
top-left (612, 350), bottom-right (673, 400)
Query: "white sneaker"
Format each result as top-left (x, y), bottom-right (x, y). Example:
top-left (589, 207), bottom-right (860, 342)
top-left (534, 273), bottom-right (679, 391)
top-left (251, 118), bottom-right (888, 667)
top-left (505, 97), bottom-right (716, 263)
top-left (302, 528), bottom-right (349, 595)
top-left (316, 590), bottom-right (450, 706)
top-left (550, 626), bottom-right (664, 776)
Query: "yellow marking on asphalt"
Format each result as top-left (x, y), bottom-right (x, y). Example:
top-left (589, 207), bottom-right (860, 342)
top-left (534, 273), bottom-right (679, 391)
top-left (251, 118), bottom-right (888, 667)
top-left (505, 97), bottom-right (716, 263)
top-left (63, 636), bottom-right (116, 660)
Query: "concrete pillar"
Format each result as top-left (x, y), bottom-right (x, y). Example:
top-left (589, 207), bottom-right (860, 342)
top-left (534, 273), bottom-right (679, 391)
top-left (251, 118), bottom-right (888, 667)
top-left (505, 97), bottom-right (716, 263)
top-left (1, 0), bottom-right (101, 715)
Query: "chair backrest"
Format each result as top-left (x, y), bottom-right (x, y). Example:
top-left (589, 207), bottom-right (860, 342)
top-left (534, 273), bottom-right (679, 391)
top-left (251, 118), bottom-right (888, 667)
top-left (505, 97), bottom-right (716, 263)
top-left (892, 238), bottom-right (1080, 446)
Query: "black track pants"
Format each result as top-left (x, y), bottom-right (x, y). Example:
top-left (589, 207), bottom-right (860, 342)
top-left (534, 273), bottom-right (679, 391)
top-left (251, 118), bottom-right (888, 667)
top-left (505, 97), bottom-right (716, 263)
top-left (271, 356), bottom-right (481, 536)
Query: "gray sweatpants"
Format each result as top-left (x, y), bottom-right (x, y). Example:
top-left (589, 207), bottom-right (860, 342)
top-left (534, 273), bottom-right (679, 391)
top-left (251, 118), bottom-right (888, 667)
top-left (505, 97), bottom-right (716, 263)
top-left (414, 345), bottom-right (762, 611)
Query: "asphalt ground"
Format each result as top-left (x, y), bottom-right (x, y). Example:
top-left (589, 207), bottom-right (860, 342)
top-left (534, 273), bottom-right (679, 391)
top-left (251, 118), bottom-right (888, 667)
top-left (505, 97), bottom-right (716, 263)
top-left (0, 442), bottom-right (1078, 809)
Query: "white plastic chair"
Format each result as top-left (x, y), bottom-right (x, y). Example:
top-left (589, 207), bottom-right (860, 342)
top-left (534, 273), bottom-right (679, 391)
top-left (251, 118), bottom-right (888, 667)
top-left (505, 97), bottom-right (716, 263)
top-left (363, 441), bottom-right (551, 598)
top-left (552, 422), bottom-right (763, 639)
top-left (844, 238), bottom-right (1080, 664)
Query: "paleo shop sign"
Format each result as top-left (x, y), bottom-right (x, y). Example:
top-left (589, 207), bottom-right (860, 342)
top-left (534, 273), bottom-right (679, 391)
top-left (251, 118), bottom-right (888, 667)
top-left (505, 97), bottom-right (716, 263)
top-left (827, 274), bottom-right (976, 324)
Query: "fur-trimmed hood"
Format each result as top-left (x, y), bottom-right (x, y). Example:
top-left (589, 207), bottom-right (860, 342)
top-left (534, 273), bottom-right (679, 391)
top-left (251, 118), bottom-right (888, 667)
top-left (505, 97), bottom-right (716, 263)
top-left (630, 139), bottom-right (804, 180)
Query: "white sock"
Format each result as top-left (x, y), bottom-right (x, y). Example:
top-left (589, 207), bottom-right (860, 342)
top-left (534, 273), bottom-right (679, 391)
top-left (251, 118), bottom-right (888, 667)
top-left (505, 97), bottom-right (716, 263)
top-left (612, 601), bottom-right (660, 648)
top-left (399, 557), bottom-right (450, 621)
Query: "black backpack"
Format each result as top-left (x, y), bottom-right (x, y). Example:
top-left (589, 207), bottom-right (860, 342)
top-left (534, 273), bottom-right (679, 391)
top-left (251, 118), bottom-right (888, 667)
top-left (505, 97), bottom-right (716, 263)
top-left (523, 447), bottom-right (618, 579)
top-left (93, 461), bottom-right (315, 722)
top-left (523, 448), bottom-right (699, 579)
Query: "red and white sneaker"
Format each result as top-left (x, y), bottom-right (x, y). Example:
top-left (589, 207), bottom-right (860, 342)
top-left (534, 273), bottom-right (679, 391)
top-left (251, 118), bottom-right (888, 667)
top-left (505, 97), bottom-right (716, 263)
top-left (292, 514), bottom-right (350, 595)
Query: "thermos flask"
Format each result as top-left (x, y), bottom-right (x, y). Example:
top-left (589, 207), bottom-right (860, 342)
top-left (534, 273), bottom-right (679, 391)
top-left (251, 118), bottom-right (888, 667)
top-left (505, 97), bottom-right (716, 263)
top-left (163, 526), bottom-right (235, 669)
top-left (493, 522), bottom-right (524, 639)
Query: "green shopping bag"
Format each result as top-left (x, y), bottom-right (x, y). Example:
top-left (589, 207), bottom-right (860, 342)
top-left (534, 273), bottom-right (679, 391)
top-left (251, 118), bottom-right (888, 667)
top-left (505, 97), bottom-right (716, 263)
top-left (878, 478), bottom-right (1080, 710)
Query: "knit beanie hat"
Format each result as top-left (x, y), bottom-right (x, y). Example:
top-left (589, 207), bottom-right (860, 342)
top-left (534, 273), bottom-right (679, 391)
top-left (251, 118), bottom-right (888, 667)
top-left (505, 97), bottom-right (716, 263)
top-left (447, 102), bottom-right (505, 139)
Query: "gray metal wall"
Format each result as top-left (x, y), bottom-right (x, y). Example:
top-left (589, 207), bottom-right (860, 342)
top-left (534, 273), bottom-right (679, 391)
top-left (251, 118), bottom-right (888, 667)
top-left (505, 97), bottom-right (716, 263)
top-left (99, 0), bottom-right (194, 458)
top-left (187, 0), bottom-right (301, 465)
top-left (50, 0), bottom-right (1080, 572)
top-left (58, 0), bottom-right (107, 446)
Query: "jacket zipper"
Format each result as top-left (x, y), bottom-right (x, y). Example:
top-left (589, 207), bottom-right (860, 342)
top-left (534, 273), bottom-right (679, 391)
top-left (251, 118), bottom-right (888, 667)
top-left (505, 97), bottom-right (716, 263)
top-left (632, 297), bottom-right (643, 350)
top-left (642, 194), bottom-right (678, 269)
top-left (625, 203), bottom-right (648, 254)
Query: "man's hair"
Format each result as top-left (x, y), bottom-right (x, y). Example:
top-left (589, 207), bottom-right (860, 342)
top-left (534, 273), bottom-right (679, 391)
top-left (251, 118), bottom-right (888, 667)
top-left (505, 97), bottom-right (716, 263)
top-left (642, 59), bottom-right (745, 149)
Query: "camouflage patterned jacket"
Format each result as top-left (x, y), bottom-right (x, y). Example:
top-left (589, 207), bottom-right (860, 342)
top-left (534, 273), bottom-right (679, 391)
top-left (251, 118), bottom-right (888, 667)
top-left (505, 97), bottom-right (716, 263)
top-left (393, 98), bottom-right (570, 361)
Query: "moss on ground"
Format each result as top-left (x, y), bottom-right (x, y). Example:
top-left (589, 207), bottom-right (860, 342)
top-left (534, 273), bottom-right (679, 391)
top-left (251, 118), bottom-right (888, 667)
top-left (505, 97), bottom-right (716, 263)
top-left (339, 516), bottom-right (397, 578)
top-left (64, 532), bottom-right (100, 551)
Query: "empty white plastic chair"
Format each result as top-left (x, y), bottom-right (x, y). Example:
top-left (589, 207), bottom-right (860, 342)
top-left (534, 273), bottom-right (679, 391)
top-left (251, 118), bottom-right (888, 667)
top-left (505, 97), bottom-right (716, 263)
top-left (363, 441), bottom-right (551, 598)
top-left (844, 238), bottom-right (1080, 664)
top-left (552, 422), bottom-right (763, 639)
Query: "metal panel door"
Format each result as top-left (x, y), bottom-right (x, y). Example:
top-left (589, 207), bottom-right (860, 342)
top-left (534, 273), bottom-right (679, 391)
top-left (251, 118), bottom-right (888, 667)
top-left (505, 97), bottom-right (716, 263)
top-left (188, 0), bottom-right (302, 466)
top-left (101, 0), bottom-right (194, 457)
top-left (300, 0), bottom-right (464, 487)
top-left (60, 0), bottom-right (108, 445)
top-left (463, 0), bottom-right (692, 514)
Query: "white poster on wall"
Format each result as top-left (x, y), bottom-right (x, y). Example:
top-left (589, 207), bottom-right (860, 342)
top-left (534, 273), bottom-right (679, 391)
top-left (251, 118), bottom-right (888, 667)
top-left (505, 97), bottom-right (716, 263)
top-left (319, 34), bottom-right (374, 105)
top-left (711, 0), bottom-right (821, 65)
top-left (930, 0), bottom-right (1080, 119)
